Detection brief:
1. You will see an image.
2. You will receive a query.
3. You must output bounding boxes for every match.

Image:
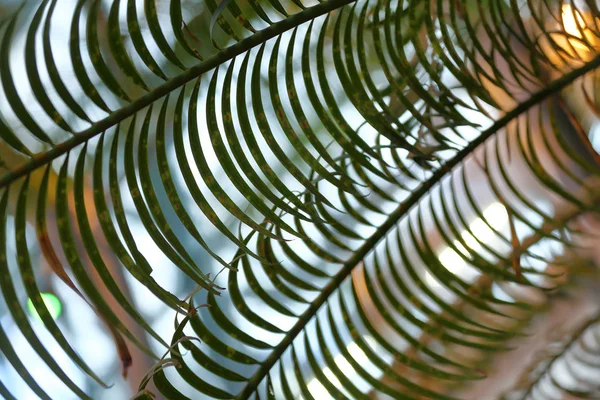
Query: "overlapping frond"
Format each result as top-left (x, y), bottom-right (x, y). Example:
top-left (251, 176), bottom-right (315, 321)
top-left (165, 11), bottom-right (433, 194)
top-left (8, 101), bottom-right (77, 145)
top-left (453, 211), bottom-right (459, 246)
top-left (0, 0), bottom-right (599, 399)
top-left (503, 316), bottom-right (600, 400)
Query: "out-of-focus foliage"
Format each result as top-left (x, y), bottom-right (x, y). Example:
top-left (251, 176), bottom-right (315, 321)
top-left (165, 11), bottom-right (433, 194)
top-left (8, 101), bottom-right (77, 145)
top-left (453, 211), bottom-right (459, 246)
top-left (503, 316), bottom-right (600, 400)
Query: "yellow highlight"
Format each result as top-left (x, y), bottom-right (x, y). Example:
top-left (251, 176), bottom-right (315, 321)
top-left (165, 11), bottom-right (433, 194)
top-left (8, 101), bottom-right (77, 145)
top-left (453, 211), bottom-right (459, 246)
top-left (541, 4), bottom-right (599, 67)
top-left (561, 4), bottom-right (588, 51)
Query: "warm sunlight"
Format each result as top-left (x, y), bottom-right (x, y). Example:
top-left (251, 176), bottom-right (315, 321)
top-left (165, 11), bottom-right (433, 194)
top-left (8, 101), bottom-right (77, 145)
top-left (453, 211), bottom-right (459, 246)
top-left (562, 4), bottom-right (586, 40)
top-left (562, 4), bottom-right (588, 50)
top-left (558, 4), bottom-right (597, 55)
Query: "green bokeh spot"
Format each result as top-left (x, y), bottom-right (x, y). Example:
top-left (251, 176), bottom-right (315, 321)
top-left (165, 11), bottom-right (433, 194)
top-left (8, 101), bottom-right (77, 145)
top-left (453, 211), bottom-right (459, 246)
top-left (27, 293), bottom-right (62, 321)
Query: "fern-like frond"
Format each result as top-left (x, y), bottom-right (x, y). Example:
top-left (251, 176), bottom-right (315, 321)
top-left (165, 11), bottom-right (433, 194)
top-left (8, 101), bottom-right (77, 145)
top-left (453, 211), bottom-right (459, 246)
top-left (503, 315), bottom-right (600, 400)
top-left (0, 0), bottom-right (599, 399)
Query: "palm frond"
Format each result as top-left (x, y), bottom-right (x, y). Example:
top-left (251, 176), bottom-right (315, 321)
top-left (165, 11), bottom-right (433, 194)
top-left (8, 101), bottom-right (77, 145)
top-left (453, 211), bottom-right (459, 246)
top-left (0, 0), bottom-right (599, 399)
top-left (503, 315), bottom-right (600, 400)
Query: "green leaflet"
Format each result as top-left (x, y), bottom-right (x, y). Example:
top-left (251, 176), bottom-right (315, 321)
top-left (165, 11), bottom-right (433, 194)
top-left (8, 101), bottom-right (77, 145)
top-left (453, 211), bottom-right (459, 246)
top-left (70, 0), bottom-right (111, 113)
top-left (205, 67), bottom-right (306, 236)
top-left (207, 292), bottom-right (273, 349)
top-left (93, 132), bottom-right (187, 310)
top-left (0, 379), bottom-right (16, 400)
top-left (72, 143), bottom-right (168, 348)
top-left (0, 323), bottom-right (51, 400)
top-left (1, 12), bottom-right (53, 145)
top-left (25, 0), bottom-right (72, 132)
top-left (169, 313), bottom-right (237, 398)
top-left (54, 152), bottom-right (159, 356)
top-left (0, 182), bottom-right (91, 399)
top-left (107, 0), bottom-right (149, 92)
top-left (220, 57), bottom-right (320, 222)
top-left (123, 112), bottom-right (216, 291)
top-left (88, 0), bottom-right (133, 102)
top-left (17, 170), bottom-right (110, 388)
top-left (127, 0), bottom-right (168, 80)
top-left (44, 0), bottom-right (90, 122)
top-left (144, 0), bottom-right (186, 70)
